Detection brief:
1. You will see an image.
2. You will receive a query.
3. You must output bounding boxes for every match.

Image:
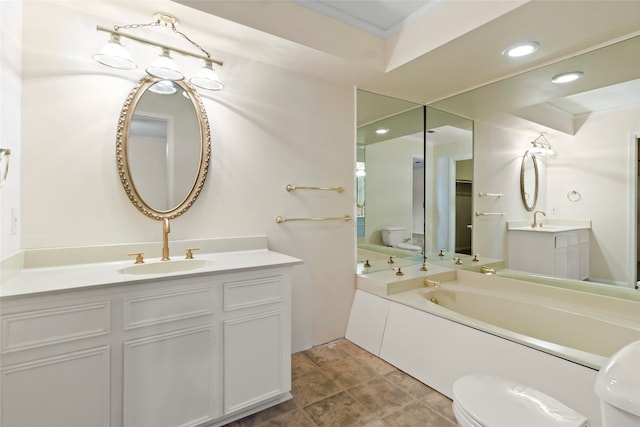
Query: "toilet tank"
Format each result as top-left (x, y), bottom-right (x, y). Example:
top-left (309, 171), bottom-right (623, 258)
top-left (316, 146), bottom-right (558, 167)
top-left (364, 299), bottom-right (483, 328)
top-left (595, 340), bottom-right (640, 427)
top-left (381, 226), bottom-right (405, 246)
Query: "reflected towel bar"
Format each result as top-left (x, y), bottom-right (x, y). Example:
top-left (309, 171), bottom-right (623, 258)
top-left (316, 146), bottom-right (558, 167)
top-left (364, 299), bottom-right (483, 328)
top-left (478, 192), bottom-right (505, 198)
top-left (286, 184), bottom-right (344, 193)
top-left (275, 215), bottom-right (352, 223)
top-left (475, 211), bottom-right (506, 216)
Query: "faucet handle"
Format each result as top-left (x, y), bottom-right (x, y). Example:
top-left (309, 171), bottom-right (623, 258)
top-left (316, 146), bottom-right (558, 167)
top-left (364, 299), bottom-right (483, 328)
top-left (472, 254), bottom-right (480, 262)
top-left (185, 248), bottom-right (200, 259)
top-left (387, 256), bottom-right (395, 264)
top-left (127, 252), bottom-right (144, 264)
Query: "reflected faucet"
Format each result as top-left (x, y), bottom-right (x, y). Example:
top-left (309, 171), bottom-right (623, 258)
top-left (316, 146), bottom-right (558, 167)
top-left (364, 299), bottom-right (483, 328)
top-left (162, 218), bottom-right (171, 261)
top-left (532, 210), bottom-right (546, 228)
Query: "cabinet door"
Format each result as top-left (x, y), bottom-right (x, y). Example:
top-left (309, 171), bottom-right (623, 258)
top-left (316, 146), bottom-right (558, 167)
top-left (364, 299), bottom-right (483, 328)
top-left (223, 310), bottom-right (286, 414)
top-left (123, 325), bottom-right (216, 427)
top-left (1, 346), bottom-right (111, 427)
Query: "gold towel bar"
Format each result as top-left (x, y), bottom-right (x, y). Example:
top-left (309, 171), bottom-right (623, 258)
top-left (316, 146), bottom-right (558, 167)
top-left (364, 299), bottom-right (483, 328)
top-left (475, 211), bottom-right (506, 216)
top-left (478, 192), bottom-right (505, 198)
top-left (275, 215), bottom-right (352, 224)
top-left (286, 184), bottom-right (344, 193)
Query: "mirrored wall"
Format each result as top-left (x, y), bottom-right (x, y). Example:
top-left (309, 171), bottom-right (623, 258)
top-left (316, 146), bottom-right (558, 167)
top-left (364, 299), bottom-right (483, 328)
top-left (429, 35), bottom-right (640, 288)
top-left (356, 90), bottom-right (473, 273)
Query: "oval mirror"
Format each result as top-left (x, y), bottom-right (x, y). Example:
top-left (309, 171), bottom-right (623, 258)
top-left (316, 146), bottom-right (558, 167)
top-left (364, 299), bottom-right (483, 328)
top-left (117, 76), bottom-right (211, 220)
top-left (520, 150), bottom-right (539, 211)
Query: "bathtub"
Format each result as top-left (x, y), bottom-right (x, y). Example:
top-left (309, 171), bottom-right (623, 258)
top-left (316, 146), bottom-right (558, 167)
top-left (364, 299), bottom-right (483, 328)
top-left (346, 268), bottom-right (640, 427)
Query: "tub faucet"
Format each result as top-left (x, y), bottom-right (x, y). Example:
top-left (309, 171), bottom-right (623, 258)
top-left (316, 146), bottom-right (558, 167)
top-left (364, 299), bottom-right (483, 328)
top-left (424, 278), bottom-right (440, 288)
top-left (531, 210), bottom-right (546, 228)
top-left (161, 218), bottom-right (171, 261)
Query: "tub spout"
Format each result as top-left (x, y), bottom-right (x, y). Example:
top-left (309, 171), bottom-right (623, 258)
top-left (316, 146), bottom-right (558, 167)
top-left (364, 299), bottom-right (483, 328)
top-left (424, 278), bottom-right (440, 288)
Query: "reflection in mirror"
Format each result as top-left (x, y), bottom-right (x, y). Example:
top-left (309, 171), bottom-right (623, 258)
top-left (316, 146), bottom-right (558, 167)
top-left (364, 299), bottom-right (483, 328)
top-left (520, 151), bottom-right (538, 211)
top-left (356, 90), bottom-right (474, 273)
top-left (429, 35), bottom-right (640, 288)
top-left (117, 77), bottom-right (211, 221)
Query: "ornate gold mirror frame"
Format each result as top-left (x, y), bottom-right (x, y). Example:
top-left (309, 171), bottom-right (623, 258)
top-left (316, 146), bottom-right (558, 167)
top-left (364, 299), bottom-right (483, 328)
top-left (116, 76), bottom-right (211, 220)
top-left (520, 150), bottom-right (539, 212)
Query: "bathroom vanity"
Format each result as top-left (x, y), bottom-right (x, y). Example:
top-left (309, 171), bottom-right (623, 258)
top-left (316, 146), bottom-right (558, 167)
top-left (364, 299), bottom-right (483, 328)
top-left (0, 237), bottom-right (302, 427)
top-left (507, 221), bottom-right (591, 280)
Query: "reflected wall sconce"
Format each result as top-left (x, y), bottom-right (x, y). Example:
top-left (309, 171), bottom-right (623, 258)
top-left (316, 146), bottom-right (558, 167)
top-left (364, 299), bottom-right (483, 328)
top-left (529, 133), bottom-right (556, 156)
top-left (0, 148), bottom-right (11, 189)
top-left (94, 12), bottom-right (223, 91)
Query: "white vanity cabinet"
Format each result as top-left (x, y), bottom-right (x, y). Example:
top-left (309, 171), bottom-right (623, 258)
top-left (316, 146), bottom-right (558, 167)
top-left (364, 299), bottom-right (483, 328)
top-left (0, 263), bottom-right (295, 427)
top-left (507, 228), bottom-right (590, 280)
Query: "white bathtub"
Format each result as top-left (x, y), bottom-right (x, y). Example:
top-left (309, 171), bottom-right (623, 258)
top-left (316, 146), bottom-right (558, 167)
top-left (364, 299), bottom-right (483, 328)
top-left (346, 268), bottom-right (640, 427)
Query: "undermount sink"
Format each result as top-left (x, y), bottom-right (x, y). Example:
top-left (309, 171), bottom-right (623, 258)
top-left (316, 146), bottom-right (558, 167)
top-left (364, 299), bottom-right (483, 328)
top-left (118, 259), bottom-right (212, 275)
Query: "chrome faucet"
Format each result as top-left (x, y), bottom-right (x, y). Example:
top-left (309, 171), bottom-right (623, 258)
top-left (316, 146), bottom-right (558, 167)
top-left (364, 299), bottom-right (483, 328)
top-left (531, 210), bottom-right (546, 228)
top-left (161, 218), bottom-right (171, 261)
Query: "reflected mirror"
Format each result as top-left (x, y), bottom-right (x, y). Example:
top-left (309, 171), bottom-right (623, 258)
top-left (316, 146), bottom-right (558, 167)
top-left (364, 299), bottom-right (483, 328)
top-left (356, 90), bottom-right (473, 273)
top-left (520, 151), bottom-right (538, 211)
top-left (117, 77), bottom-right (211, 220)
top-left (429, 35), bottom-right (640, 287)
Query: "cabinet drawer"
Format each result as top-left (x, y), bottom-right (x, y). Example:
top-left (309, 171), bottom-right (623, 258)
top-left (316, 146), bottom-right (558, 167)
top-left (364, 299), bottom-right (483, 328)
top-left (1, 301), bottom-right (111, 353)
top-left (123, 287), bottom-right (214, 330)
top-left (223, 275), bottom-right (283, 312)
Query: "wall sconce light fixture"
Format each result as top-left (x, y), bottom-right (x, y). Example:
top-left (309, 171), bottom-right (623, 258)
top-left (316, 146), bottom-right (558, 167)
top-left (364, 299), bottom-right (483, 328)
top-left (0, 148), bottom-right (11, 189)
top-left (94, 12), bottom-right (223, 91)
top-left (529, 133), bottom-right (556, 156)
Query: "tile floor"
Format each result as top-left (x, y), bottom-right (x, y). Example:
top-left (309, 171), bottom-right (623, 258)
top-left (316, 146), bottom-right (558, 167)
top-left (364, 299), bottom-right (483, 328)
top-left (224, 339), bottom-right (458, 427)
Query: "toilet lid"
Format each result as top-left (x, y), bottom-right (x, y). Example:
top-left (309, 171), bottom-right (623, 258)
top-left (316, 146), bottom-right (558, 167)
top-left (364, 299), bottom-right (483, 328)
top-left (453, 375), bottom-right (589, 427)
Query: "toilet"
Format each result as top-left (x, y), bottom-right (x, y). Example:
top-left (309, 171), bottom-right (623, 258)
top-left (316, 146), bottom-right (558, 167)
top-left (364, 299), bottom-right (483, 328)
top-left (452, 375), bottom-right (589, 427)
top-left (453, 339), bottom-right (640, 427)
top-left (595, 340), bottom-right (640, 426)
top-left (381, 226), bottom-right (421, 252)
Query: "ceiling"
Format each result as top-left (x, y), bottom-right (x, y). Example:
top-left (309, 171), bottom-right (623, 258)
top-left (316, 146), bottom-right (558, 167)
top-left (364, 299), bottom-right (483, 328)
top-left (173, 0), bottom-right (640, 108)
top-left (293, 0), bottom-right (439, 39)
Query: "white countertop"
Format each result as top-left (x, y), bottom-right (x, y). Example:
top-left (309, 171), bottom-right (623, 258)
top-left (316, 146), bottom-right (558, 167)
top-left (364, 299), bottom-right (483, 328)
top-left (507, 219), bottom-right (591, 233)
top-left (1, 239), bottom-right (303, 299)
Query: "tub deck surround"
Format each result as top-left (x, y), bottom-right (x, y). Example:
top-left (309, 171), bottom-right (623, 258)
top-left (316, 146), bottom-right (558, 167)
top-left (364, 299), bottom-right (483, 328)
top-left (355, 267), bottom-right (640, 369)
top-left (0, 236), bottom-right (303, 298)
top-left (347, 268), bottom-right (640, 427)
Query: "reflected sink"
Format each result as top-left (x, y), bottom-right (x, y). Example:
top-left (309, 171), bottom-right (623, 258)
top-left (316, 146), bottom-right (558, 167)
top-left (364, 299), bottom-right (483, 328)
top-left (118, 259), bottom-right (212, 275)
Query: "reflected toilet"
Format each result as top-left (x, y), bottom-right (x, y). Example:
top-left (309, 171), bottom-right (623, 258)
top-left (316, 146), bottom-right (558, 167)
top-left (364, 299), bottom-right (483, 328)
top-left (381, 226), bottom-right (421, 252)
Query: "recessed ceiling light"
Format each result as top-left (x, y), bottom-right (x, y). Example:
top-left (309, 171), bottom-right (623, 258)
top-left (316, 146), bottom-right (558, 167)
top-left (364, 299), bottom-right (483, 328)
top-left (502, 41), bottom-right (539, 58)
top-left (551, 71), bottom-right (583, 84)
top-left (375, 128), bottom-right (389, 135)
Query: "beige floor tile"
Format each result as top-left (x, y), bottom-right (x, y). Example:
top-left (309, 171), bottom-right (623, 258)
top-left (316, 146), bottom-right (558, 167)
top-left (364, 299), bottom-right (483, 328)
top-left (303, 391), bottom-right (375, 427)
top-left (353, 351), bottom-right (398, 376)
top-left (255, 408), bottom-right (317, 427)
top-left (321, 356), bottom-right (380, 389)
top-left (292, 352), bottom-right (319, 378)
top-left (382, 401), bottom-right (457, 427)
top-left (292, 368), bottom-right (342, 407)
top-left (384, 370), bottom-right (432, 398)
top-left (348, 378), bottom-right (412, 417)
top-left (304, 342), bottom-right (351, 367)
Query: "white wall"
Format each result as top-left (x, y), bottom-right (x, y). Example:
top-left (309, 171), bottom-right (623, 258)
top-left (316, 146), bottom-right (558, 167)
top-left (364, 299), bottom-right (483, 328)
top-left (473, 107), bottom-right (639, 286)
top-left (546, 107), bottom-right (640, 286)
top-left (364, 134), bottom-right (422, 245)
top-left (0, 0), bottom-right (22, 259)
top-left (7, 1), bottom-right (357, 351)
